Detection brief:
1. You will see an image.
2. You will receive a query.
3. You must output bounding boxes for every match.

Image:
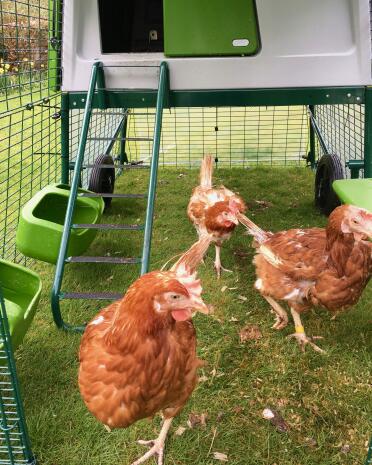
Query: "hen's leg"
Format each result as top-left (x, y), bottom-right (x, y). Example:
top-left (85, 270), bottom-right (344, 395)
top-left (214, 244), bottom-right (232, 278)
top-left (131, 418), bottom-right (173, 465)
top-left (263, 296), bottom-right (288, 330)
top-left (287, 308), bottom-right (325, 354)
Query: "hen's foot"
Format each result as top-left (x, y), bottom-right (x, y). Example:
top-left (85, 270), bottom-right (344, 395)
top-left (131, 440), bottom-right (164, 465)
top-left (214, 262), bottom-right (233, 279)
top-left (287, 332), bottom-right (325, 354)
top-left (130, 418), bottom-right (172, 465)
top-left (272, 314), bottom-right (288, 330)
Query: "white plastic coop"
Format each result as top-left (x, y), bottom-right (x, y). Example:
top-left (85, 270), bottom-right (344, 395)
top-left (62, 0), bottom-right (372, 92)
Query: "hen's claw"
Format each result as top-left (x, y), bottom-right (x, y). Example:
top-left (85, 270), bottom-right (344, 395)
top-left (287, 332), bottom-right (325, 354)
top-left (130, 418), bottom-right (172, 465)
top-left (272, 314), bottom-right (288, 330)
top-left (131, 440), bottom-right (164, 465)
top-left (214, 263), bottom-right (233, 279)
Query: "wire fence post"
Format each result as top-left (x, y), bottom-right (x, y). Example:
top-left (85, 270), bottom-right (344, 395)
top-left (308, 105), bottom-right (316, 169)
top-left (364, 87), bottom-right (372, 178)
top-left (61, 93), bottom-right (70, 184)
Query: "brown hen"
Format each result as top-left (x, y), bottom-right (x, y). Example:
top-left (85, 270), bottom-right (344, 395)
top-left (187, 154), bottom-right (247, 277)
top-left (238, 205), bottom-right (372, 352)
top-left (78, 236), bottom-right (211, 465)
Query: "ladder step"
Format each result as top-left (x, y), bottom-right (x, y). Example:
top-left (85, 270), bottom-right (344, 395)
top-left (72, 223), bottom-right (144, 230)
top-left (86, 137), bottom-right (153, 142)
top-left (60, 292), bottom-right (123, 300)
top-left (66, 256), bottom-right (141, 264)
top-left (93, 111), bottom-right (129, 116)
top-left (78, 193), bottom-right (146, 199)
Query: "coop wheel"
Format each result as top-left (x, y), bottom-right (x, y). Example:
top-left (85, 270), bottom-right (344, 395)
top-left (88, 154), bottom-right (115, 209)
top-left (314, 154), bottom-right (344, 216)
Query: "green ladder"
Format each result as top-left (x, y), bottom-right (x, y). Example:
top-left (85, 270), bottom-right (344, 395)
top-left (51, 61), bottom-right (169, 332)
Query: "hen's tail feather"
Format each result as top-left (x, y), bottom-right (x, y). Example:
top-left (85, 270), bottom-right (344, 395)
top-left (199, 155), bottom-right (213, 189)
top-left (237, 212), bottom-right (269, 244)
top-left (171, 235), bottom-right (212, 274)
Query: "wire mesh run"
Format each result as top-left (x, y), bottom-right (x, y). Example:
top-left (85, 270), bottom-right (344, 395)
top-left (69, 109), bottom-right (126, 187)
top-left (0, 0), bottom-right (61, 263)
top-left (0, 289), bottom-right (35, 465)
top-left (125, 106), bottom-right (309, 168)
top-left (312, 104), bottom-right (365, 178)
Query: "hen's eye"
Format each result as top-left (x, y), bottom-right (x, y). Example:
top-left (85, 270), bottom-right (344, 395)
top-left (352, 219), bottom-right (358, 224)
top-left (171, 295), bottom-right (180, 300)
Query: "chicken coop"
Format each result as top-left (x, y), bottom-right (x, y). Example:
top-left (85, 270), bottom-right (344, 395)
top-left (0, 0), bottom-right (372, 463)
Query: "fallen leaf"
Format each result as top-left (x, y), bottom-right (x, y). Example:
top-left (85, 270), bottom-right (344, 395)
top-left (255, 200), bottom-right (273, 208)
top-left (106, 275), bottom-right (114, 282)
top-left (229, 317), bottom-right (239, 322)
top-left (213, 451), bottom-right (228, 462)
top-left (177, 173), bottom-right (186, 178)
top-left (199, 375), bottom-right (208, 383)
top-left (216, 412), bottom-right (224, 422)
top-left (340, 444), bottom-right (351, 454)
top-left (232, 406), bottom-right (243, 414)
top-left (262, 408), bottom-right (289, 433)
top-left (247, 199), bottom-right (273, 210)
top-left (228, 287), bottom-right (238, 290)
top-left (234, 249), bottom-right (250, 258)
top-left (237, 295), bottom-right (247, 301)
top-left (174, 426), bottom-right (186, 436)
top-left (187, 412), bottom-right (208, 429)
top-left (221, 286), bottom-right (228, 293)
top-left (304, 437), bottom-right (317, 448)
top-left (239, 324), bottom-right (263, 342)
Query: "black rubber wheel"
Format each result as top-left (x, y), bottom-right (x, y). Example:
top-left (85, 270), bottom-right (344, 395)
top-left (314, 153), bottom-right (344, 216)
top-left (88, 154), bottom-right (115, 209)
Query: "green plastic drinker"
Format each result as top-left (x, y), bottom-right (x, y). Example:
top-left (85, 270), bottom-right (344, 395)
top-left (0, 259), bottom-right (42, 350)
top-left (16, 184), bottom-right (105, 264)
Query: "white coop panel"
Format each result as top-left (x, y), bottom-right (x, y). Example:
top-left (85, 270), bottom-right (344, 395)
top-left (62, 0), bottom-right (372, 91)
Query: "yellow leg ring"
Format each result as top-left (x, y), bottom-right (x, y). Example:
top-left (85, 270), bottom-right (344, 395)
top-left (295, 325), bottom-right (305, 334)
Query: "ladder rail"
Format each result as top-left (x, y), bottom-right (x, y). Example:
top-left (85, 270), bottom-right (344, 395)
top-left (141, 62), bottom-right (169, 275)
top-left (51, 61), bottom-right (104, 330)
top-left (51, 61), bottom-right (169, 331)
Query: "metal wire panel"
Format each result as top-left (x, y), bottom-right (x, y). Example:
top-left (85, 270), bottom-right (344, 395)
top-left (69, 109), bottom-right (125, 187)
top-left (0, 1), bottom-right (62, 263)
top-left (124, 106), bottom-right (309, 168)
top-left (0, 290), bottom-right (35, 465)
top-left (313, 104), bottom-right (365, 177)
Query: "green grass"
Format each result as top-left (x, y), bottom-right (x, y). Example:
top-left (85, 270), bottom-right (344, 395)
top-left (15, 166), bottom-right (371, 465)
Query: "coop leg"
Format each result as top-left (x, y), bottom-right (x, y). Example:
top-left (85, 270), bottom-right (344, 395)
top-left (214, 244), bottom-right (233, 278)
top-left (287, 308), bottom-right (325, 354)
top-left (263, 296), bottom-right (288, 330)
top-left (131, 417), bottom-right (173, 465)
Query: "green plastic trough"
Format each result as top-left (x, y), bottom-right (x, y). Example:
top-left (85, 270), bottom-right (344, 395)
top-left (0, 259), bottom-right (42, 350)
top-left (333, 178), bottom-right (372, 212)
top-left (16, 184), bottom-right (105, 264)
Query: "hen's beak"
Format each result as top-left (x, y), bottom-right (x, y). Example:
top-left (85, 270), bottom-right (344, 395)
top-left (227, 213), bottom-right (239, 225)
top-left (191, 296), bottom-right (210, 314)
top-left (357, 218), bottom-right (372, 241)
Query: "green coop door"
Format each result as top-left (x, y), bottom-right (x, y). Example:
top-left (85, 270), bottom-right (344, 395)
top-left (163, 0), bottom-right (260, 57)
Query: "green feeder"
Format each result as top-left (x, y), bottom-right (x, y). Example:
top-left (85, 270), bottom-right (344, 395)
top-left (16, 184), bottom-right (105, 264)
top-left (0, 260), bottom-right (41, 351)
top-left (333, 178), bottom-right (372, 212)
